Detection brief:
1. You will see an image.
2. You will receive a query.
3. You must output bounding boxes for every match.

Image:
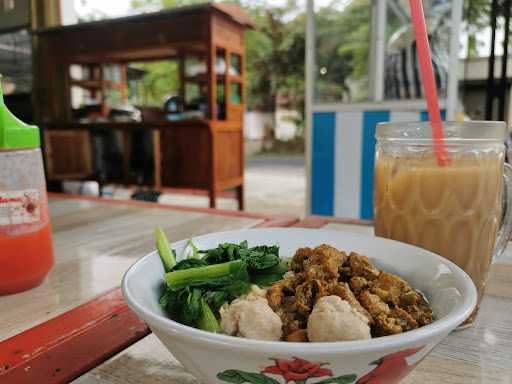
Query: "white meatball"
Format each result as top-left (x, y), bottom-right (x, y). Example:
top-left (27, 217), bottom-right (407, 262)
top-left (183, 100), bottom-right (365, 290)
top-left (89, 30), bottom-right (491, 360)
top-left (307, 295), bottom-right (371, 342)
top-left (220, 296), bottom-right (282, 341)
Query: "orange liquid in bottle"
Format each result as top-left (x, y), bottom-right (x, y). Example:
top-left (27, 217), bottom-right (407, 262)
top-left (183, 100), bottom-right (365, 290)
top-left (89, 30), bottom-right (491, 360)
top-left (0, 223), bottom-right (54, 294)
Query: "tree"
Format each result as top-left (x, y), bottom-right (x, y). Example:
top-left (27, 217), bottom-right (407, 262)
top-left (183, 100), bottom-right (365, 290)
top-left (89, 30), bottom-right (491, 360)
top-left (244, 1), bottom-right (305, 112)
top-left (464, 0), bottom-right (491, 58)
top-left (314, 0), bottom-right (374, 102)
top-left (128, 0), bottom-right (206, 106)
top-left (129, 61), bottom-right (179, 106)
top-left (131, 0), bottom-right (203, 11)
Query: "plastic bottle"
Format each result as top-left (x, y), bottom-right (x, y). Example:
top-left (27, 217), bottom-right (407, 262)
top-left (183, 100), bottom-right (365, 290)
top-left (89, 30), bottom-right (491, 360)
top-left (0, 80), bottom-right (54, 294)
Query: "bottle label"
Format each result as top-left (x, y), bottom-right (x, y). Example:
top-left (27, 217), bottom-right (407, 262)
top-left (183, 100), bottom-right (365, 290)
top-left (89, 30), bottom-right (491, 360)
top-left (0, 189), bottom-right (40, 225)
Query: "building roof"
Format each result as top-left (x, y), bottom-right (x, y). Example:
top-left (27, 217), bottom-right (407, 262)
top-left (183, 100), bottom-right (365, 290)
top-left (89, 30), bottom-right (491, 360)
top-left (34, 2), bottom-right (255, 35)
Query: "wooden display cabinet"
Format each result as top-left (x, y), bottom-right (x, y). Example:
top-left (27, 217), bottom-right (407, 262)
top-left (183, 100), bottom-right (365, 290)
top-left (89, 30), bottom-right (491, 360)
top-left (34, 3), bottom-right (254, 209)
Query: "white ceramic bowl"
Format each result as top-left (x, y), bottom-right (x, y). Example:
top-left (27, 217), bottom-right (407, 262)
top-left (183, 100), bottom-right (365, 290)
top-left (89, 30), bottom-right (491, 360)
top-left (122, 228), bottom-right (477, 384)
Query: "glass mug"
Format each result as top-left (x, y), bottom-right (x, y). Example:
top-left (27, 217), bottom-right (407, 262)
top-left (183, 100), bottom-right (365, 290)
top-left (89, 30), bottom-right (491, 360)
top-left (374, 121), bottom-right (512, 325)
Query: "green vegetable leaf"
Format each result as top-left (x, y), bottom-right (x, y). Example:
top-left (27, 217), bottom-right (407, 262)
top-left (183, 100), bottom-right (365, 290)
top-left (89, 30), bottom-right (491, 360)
top-left (204, 281), bottom-right (253, 311)
top-left (217, 281), bottom-right (253, 296)
top-left (165, 260), bottom-right (249, 290)
top-left (171, 259), bottom-right (209, 271)
top-left (245, 251), bottom-right (279, 270)
top-left (155, 227), bottom-right (176, 273)
top-left (227, 244), bottom-right (236, 260)
top-left (204, 290), bottom-right (229, 312)
top-left (186, 239), bottom-right (201, 259)
top-left (180, 287), bottom-right (203, 325)
top-left (217, 370), bottom-right (280, 384)
top-left (201, 242), bottom-right (280, 271)
top-left (250, 273), bottom-right (284, 287)
top-left (250, 259), bottom-right (289, 287)
top-left (159, 290), bottom-right (172, 308)
top-left (315, 374), bottom-right (358, 384)
top-left (157, 234), bottom-right (285, 331)
top-left (197, 299), bottom-right (221, 333)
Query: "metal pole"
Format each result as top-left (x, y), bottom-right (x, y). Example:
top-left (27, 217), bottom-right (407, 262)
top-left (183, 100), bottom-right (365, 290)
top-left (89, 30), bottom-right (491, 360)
top-left (375, 0), bottom-right (386, 101)
top-left (499, 0), bottom-right (511, 120)
top-left (305, 0), bottom-right (315, 215)
top-left (446, 0), bottom-right (463, 121)
top-left (369, 0), bottom-right (386, 101)
top-left (486, 0), bottom-right (499, 120)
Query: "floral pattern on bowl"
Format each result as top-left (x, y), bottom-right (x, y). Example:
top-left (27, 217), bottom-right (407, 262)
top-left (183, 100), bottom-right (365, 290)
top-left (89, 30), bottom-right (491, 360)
top-left (217, 347), bottom-right (424, 384)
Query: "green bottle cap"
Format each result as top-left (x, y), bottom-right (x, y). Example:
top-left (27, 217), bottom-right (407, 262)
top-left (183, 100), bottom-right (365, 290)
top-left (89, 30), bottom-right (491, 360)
top-left (0, 76), bottom-right (40, 149)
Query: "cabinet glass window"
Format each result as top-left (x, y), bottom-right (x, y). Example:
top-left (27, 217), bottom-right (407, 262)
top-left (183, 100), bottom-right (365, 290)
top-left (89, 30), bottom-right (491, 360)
top-left (216, 49), bottom-right (226, 75)
top-left (185, 56), bottom-right (206, 77)
top-left (230, 82), bottom-right (242, 104)
top-left (230, 54), bottom-right (241, 76)
top-left (217, 83), bottom-right (226, 119)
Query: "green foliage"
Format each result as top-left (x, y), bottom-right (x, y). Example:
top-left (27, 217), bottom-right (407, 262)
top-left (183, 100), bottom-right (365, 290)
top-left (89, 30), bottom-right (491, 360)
top-left (128, 0), bottom-right (205, 106)
top-left (314, 0), bottom-right (374, 102)
top-left (126, 0), bottom-right (374, 128)
top-left (129, 61), bottom-right (178, 107)
top-left (88, 0), bottom-right (491, 119)
top-left (131, 0), bottom-right (203, 11)
top-left (464, 0), bottom-right (491, 58)
top-left (244, 2), bottom-right (305, 112)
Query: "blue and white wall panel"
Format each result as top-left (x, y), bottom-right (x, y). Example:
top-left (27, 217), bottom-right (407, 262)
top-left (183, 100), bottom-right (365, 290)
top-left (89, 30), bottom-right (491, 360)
top-left (310, 109), bottom-right (443, 220)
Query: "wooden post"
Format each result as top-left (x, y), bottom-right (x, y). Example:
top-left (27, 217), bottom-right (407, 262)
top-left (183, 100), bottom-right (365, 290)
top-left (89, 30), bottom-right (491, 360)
top-left (207, 16), bottom-right (217, 208)
top-left (207, 37), bottom-right (217, 119)
top-left (239, 46), bottom-right (245, 211)
top-left (122, 131), bottom-right (131, 184)
top-left (30, 0), bottom-right (62, 29)
top-left (305, 0), bottom-right (315, 215)
top-left (120, 63), bottom-right (128, 103)
top-left (179, 53), bottom-right (186, 112)
top-left (224, 48), bottom-right (229, 120)
top-left (153, 130), bottom-right (162, 189)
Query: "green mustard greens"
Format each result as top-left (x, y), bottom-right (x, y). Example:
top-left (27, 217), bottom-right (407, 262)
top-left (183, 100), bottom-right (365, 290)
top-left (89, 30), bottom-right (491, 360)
top-left (155, 229), bottom-right (287, 332)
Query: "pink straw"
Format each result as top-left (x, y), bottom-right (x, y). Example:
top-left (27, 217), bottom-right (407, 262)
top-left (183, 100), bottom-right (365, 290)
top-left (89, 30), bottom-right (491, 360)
top-left (409, 0), bottom-right (449, 166)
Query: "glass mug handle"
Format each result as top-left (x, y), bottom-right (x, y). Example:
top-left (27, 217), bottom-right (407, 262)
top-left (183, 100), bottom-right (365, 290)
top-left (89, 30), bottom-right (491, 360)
top-left (493, 163), bottom-right (512, 261)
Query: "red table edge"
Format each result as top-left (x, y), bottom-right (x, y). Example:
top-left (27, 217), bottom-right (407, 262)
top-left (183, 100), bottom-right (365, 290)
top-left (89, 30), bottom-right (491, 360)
top-left (0, 197), bottom-right (298, 384)
top-left (0, 288), bottom-right (148, 384)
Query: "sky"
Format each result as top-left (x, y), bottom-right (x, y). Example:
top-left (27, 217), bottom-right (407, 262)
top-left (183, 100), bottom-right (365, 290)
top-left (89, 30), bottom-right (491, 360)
top-left (74, 0), bottom-right (131, 18)
top-left (73, 0), bottom-right (344, 18)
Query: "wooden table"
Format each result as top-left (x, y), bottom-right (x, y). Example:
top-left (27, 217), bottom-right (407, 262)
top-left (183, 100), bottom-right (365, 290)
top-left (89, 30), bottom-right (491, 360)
top-left (70, 215), bottom-right (512, 384)
top-left (0, 194), bottom-right (297, 384)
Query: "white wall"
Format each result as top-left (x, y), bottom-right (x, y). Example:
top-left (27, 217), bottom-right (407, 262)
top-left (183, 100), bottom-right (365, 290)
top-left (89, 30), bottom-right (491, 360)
top-left (244, 110), bottom-right (300, 140)
top-left (275, 110), bottom-right (300, 140)
top-left (243, 111), bottom-right (272, 140)
top-left (60, 0), bottom-right (78, 25)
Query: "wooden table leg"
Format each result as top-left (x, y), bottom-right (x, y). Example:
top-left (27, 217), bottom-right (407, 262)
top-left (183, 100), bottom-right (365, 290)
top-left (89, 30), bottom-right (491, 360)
top-left (122, 131), bottom-right (131, 184)
top-left (152, 130), bottom-right (162, 189)
top-left (209, 189), bottom-right (217, 208)
top-left (237, 184), bottom-right (244, 211)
